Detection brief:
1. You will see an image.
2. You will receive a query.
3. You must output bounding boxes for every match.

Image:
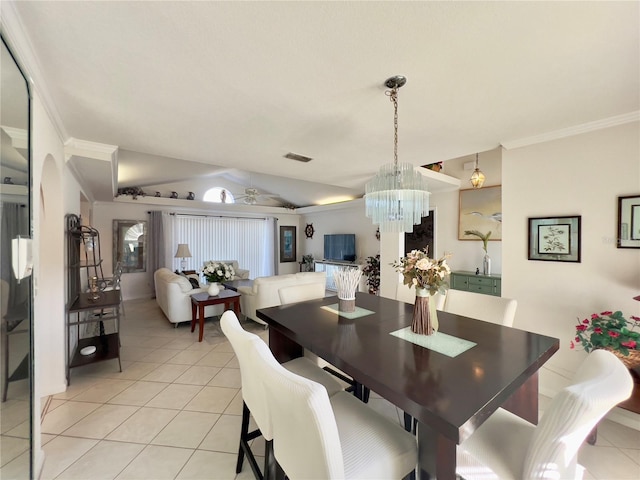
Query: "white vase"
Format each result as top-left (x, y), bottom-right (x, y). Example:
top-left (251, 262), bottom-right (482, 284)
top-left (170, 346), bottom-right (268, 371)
top-left (207, 283), bottom-right (220, 296)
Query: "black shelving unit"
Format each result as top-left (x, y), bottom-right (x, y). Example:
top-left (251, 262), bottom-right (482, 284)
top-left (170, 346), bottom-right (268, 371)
top-left (65, 214), bottom-right (121, 385)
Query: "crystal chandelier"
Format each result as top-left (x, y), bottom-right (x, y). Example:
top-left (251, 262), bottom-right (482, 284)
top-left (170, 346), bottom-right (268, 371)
top-left (364, 76), bottom-right (430, 233)
top-left (470, 153), bottom-right (485, 188)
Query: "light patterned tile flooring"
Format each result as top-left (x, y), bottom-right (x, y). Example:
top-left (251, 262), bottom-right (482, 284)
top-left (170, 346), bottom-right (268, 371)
top-left (38, 298), bottom-right (640, 480)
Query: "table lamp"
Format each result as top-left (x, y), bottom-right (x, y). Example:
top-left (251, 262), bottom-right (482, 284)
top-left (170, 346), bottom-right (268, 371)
top-left (175, 244), bottom-right (192, 271)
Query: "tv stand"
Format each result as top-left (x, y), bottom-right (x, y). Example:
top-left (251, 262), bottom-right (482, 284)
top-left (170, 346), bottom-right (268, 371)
top-left (314, 260), bottom-right (360, 292)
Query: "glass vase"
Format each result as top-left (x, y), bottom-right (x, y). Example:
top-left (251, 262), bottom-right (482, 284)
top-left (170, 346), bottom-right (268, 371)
top-left (412, 287), bottom-right (438, 336)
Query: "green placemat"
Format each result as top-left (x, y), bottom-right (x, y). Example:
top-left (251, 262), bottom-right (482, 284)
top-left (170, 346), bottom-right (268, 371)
top-left (321, 303), bottom-right (375, 319)
top-left (390, 327), bottom-right (476, 357)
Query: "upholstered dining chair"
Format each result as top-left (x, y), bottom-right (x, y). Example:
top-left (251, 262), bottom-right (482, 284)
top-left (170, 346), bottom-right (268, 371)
top-left (278, 283), bottom-right (359, 396)
top-left (220, 310), bottom-right (343, 480)
top-left (441, 289), bottom-right (517, 327)
top-left (456, 349), bottom-right (633, 479)
top-left (250, 333), bottom-right (418, 480)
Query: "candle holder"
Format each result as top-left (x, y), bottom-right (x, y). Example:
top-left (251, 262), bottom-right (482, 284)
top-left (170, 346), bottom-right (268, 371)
top-left (89, 276), bottom-right (101, 301)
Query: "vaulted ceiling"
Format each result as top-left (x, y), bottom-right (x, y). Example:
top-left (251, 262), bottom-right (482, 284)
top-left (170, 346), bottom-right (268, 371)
top-left (8, 1), bottom-right (639, 206)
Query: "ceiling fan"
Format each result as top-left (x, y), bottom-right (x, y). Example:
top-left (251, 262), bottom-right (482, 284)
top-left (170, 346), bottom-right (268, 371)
top-left (234, 187), bottom-right (280, 205)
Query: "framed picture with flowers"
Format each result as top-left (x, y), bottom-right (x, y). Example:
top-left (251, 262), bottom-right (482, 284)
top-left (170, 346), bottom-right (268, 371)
top-left (528, 215), bottom-right (581, 262)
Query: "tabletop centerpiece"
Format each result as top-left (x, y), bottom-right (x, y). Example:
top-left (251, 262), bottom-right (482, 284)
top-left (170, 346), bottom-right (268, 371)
top-left (571, 310), bottom-right (640, 369)
top-left (362, 254), bottom-right (381, 295)
top-left (333, 267), bottom-right (362, 313)
top-left (202, 261), bottom-right (235, 296)
top-left (392, 248), bottom-right (451, 335)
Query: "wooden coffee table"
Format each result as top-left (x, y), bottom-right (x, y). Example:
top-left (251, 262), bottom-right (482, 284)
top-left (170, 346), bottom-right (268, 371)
top-left (190, 290), bottom-right (241, 342)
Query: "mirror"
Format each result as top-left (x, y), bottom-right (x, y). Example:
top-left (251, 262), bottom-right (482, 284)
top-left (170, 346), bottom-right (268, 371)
top-left (113, 220), bottom-right (147, 272)
top-left (1, 35), bottom-right (32, 478)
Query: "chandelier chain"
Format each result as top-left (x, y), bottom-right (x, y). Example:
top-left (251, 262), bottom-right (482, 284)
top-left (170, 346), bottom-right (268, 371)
top-left (386, 87), bottom-right (399, 167)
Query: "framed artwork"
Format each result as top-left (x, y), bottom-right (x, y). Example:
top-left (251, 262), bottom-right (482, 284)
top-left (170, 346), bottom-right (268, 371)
top-left (113, 219), bottom-right (147, 272)
top-left (617, 194), bottom-right (640, 248)
top-left (280, 226), bottom-right (297, 262)
top-left (528, 216), bottom-right (581, 262)
top-left (458, 185), bottom-right (502, 240)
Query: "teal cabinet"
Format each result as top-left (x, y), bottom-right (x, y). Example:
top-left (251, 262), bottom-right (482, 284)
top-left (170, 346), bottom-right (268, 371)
top-left (450, 271), bottom-right (501, 296)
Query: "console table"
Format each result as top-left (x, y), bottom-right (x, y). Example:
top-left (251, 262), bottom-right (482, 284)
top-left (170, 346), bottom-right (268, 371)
top-left (450, 271), bottom-right (501, 296)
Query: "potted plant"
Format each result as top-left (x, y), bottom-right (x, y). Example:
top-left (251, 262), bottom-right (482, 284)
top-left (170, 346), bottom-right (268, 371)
top-left (362, 255), bottom-right (381, 295)
top-left (571, 310), bottom-right (640, 369)
top-left (302, 254), bottom-right (315, 272)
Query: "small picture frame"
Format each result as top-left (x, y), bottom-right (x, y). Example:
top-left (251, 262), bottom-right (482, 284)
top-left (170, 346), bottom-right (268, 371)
top-left (617, 194), bottom-right (640, 248)
top-left (528, 216), bottom-right (581, 262)
top-left (279, 226), bottom-right (297, 262)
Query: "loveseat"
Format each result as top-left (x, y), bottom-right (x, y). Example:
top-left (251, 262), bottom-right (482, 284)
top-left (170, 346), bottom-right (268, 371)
top-left (154, 268), bottom-right (224, 325)
top-left (238, 272), bottom-right (326, 325)
top-left (209, 260), bottom-right (250, 280)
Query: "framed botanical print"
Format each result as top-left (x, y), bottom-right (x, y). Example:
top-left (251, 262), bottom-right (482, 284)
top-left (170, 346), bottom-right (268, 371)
top-left (617, 194), bottom-right (640, 248)
top-left (279, 226), bottom-right (297, 262)
top-left (528, 216), bottom-right (581, 262)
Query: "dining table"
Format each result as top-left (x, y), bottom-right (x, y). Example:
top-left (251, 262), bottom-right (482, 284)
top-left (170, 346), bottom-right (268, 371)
top-left (257, 292), bottom-right (559, 480)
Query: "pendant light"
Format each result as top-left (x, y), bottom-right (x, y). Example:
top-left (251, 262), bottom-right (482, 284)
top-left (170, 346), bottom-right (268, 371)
top-left (470, 153), bottom-right (485, 188)
top-left (364, 76), bottom-right (431, 233)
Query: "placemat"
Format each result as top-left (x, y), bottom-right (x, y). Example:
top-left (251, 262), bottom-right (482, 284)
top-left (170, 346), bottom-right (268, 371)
top-left (389, 327), bottom-right (476, 357)
top-left (321, 303), bottom-right (375, 319)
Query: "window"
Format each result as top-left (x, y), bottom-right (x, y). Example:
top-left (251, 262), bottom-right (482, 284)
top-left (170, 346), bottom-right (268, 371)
top-left (203, 187), bottom-right (235, 204)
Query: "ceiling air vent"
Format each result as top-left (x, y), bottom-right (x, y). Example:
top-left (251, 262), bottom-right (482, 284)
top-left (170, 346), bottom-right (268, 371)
top-left (284, 152), bottom-right (313, 163)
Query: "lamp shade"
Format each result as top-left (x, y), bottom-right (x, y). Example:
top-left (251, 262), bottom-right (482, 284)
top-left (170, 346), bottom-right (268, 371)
top-left (175, 244), bottom-right (192, 258)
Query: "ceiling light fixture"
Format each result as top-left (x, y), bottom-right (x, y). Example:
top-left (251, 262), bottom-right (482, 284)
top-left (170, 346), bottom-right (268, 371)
top-left (470, 153), bottom-right (486, 189)
top-left (364, 75), bottom-right (430, 233)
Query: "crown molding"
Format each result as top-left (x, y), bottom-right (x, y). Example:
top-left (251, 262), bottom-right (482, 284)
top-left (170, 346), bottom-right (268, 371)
top-left (501, 111), bottom-right (640, 150)
top-left (64, 138), bottom-right (118, 161)
top-left (1, 126), bottom-right (28, 149)
top-left (1, 1), bottom-right (68, 142)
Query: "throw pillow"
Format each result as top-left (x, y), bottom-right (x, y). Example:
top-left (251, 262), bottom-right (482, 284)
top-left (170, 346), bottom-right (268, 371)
top-left (188, 277), bottom-right (200, 289)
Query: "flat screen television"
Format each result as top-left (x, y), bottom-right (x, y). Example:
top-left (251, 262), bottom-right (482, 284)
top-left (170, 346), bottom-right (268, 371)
top-left (324, 234), bottom-right (356, 262)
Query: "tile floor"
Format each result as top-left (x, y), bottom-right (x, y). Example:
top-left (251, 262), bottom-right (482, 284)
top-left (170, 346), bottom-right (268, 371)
top-left (33, 298), bottom-right (640, 480)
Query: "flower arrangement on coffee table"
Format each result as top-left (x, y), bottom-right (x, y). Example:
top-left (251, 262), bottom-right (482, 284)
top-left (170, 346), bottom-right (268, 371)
top-left (202, 261), bottom-right (235, 284)
top-left (571, 310), bottom-right (640, 368)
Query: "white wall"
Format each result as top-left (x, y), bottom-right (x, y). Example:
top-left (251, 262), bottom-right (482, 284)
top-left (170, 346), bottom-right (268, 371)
top-left (503, 122), bottom-right (640, 402)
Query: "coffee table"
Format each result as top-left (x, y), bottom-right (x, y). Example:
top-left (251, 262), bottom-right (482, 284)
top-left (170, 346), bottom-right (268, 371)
top-left (190, 290), bottom-right (241, 342)
top-left (222, 279), bottom-right (254, 291)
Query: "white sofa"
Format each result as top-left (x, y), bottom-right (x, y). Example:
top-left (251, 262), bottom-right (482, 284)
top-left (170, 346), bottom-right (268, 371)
top-left (154, 268), bottom-right (224, 325)
top-left (209, 260), bottom-right (250, 280)
top-left (238, 272), bottom-right (326, 325)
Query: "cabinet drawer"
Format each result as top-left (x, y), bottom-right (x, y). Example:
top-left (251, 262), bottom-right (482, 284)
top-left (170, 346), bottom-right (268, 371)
top-left (468, 276), bottom-right (497, 287)
top-left (468, 284), bottom-right (496, 295)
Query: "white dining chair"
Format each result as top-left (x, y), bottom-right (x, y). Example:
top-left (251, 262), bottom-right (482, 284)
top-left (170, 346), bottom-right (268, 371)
top-left (220, 310), bottom-right (344, 480)
top-left (278, 283), bottom-right (361, 397)
top-left (442, 289), bottom-right (517, 327)
top-left (250, 333), bottom-right (418, 480)
top-left (456, 349), bottom-right (633, 480)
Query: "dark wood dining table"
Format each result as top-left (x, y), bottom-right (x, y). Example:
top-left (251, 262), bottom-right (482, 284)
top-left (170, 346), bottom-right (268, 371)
top-left (257, 292), bottom-right (559, 480)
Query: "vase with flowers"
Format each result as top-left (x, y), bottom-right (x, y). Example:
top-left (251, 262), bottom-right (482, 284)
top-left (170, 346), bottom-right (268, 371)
top-left (202, 261), bottom-right (235, 296)
top-left (392, 248), bottom-right (451, 335)
top-left (571, 310), bottom-right (640, 368)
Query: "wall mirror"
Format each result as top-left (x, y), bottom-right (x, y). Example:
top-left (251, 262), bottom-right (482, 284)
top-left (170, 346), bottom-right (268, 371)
top-left (1, 34), bottom-right (33, 478)
top-left (113, 220), bottom-right (147, 272)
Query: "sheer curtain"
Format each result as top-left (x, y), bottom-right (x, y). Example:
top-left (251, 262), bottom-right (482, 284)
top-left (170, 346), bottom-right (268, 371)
top-left (172, 215), bottom-right (275, 278)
